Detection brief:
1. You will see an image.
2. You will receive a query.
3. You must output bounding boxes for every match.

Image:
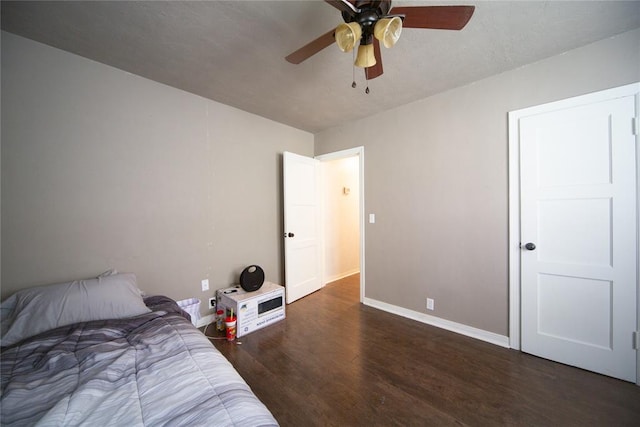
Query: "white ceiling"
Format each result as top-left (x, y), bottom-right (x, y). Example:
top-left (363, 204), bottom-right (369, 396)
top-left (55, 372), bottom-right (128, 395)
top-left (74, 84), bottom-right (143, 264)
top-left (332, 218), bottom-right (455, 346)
top-left (2, 1), bottom-right (639, 133)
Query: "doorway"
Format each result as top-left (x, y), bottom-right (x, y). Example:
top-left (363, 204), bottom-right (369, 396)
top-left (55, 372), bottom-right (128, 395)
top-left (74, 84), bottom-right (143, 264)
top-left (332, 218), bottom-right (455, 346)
top-left (283, 148), bottom-right (365, 303)
top-left (321, 156), bottom-right (360, 282)
top-left (508, 83), bottom-right (639, 383)
top-left (317, 147), bottom-right (365, 302)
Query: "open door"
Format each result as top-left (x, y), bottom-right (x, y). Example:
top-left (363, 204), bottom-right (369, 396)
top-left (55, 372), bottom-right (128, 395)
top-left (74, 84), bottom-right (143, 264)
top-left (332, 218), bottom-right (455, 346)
top-left (283, 152), bottom-right (322, 304)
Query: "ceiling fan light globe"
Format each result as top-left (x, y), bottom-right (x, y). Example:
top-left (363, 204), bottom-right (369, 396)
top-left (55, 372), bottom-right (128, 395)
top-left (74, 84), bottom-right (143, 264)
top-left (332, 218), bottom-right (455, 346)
top-left (374, 16), bottom-right (403, 48)
top-left (354, 43), bottom-right (376, 68)
top-left (335, 22), bottom-right (362, 53)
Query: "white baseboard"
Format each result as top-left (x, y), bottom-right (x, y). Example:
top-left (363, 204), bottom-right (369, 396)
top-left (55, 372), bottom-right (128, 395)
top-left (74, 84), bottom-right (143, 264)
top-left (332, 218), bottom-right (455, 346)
top-left (196, 313), bottom-right (215, 328)
top-left (362, 297), bottom-right (510, 348)
top-left (324, 269), bottom-right (360, 285)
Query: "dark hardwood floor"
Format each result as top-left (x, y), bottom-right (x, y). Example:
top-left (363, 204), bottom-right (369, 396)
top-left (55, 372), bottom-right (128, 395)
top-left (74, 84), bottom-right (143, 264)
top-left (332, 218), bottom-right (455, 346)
top-left (211, 274), bottom-right (640, 426)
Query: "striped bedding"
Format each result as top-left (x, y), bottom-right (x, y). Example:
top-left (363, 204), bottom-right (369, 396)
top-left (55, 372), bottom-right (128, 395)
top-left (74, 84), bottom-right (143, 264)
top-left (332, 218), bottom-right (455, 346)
top-left (0, 296), bottom-right (278, 426)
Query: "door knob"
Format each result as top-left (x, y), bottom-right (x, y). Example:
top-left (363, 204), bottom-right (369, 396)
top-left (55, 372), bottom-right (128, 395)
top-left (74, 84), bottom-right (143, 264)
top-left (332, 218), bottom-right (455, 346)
top-left (524, 242), bottom-right (536, 251)
top-left (285, 232), bottom-right (295, 238)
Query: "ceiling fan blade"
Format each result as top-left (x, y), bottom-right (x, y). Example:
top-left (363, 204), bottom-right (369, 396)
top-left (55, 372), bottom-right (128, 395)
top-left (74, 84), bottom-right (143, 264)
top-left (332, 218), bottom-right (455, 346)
top-left (285, 29), bottom-right (336, 64)
top-left (389, 5), bottom-right (475, 30)
top-left (366, 39), bottom-right (384, 80)
top-left (324, 0), bottom-right (358, 17)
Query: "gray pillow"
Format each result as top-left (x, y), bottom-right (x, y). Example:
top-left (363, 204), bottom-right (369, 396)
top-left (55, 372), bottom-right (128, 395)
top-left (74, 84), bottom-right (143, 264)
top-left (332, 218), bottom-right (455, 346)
top-left (1, 273), bottom-right (151, 347)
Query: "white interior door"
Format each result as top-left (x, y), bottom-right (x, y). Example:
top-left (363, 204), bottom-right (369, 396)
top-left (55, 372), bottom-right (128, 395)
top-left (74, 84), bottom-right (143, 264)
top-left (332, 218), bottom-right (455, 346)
top-left (283, 151), bottom-right (322, 304)
top-left (518, 93), bottom-right (637, 382)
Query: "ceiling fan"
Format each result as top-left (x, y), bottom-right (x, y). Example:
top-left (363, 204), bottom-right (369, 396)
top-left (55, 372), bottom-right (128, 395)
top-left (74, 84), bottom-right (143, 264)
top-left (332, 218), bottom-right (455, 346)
top-left (286, 1), bottom-right (475, 81)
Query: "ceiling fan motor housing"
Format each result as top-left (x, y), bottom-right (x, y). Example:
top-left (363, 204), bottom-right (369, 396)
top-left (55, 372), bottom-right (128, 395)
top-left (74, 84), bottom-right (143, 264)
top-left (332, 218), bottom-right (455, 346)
top-left (343, 0), bottom-right (393, 44)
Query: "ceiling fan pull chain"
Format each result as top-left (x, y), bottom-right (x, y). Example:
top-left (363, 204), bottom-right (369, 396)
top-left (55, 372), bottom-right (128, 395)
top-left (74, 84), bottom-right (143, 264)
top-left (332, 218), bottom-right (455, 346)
top-left (365, 68), bottom-right (370, 94)
top-left (351, 49), bottom-right (357, 88)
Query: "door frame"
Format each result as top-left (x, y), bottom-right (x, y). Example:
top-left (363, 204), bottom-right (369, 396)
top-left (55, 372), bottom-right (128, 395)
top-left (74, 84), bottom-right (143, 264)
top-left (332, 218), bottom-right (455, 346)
top-left (315, 146), bottom-right (365, 303)
top-left (507, 83), bottom-right (640, 384)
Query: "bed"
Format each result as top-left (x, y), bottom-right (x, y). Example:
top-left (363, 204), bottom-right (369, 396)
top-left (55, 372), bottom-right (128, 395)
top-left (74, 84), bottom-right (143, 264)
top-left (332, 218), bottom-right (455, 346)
top-left (0, 272), bottom-right (278, 426)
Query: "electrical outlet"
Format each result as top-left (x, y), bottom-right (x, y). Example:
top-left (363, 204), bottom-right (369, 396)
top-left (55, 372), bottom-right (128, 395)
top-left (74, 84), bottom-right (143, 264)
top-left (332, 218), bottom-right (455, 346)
top-left (426, 298), bottom-right (434, 311)
top-left (208, 297), bottom-right (216, 310)
top-left (201, 279), bottom-right (209, 292)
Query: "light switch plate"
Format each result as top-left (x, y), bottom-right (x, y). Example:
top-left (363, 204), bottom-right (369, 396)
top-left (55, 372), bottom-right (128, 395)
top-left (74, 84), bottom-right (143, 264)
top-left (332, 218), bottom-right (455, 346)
top-left (201, 279), bottom-right (209, 292)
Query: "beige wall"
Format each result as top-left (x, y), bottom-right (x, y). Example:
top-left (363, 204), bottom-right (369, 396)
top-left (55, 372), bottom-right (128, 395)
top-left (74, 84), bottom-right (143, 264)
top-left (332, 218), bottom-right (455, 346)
top-left (0, 32), bottom-right (314, 317)
top-left (322, 156), bottom-right (360, 283)
top-left (315, 29), bottom-right (640, 336)
top-left (3, 28), bottom-right (639, 337)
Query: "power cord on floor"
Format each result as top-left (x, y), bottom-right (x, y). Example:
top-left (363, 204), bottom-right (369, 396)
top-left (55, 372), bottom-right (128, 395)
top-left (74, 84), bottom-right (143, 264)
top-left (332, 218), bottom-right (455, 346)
top-left (202, 322), bottom-right (242, 343)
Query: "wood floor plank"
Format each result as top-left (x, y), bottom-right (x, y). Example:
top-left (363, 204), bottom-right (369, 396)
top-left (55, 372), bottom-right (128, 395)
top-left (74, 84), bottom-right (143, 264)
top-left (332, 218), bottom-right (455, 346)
top-left (211, 274), bottom-right (640, 426)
